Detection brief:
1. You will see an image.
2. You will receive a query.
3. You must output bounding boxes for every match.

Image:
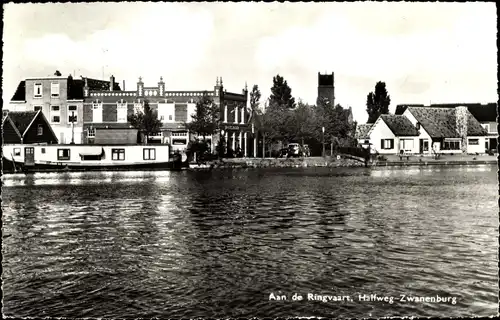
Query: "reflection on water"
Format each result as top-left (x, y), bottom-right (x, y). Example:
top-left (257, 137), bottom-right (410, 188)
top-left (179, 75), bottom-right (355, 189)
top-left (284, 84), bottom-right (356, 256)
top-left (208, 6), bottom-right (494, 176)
top-left (2, 165), bottom-right (498, 318)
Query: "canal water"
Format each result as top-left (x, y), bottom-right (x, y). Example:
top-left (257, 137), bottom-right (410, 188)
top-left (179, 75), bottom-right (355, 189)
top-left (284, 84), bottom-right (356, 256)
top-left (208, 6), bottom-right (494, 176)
top-left (2, 165), bottom-right (498, 318)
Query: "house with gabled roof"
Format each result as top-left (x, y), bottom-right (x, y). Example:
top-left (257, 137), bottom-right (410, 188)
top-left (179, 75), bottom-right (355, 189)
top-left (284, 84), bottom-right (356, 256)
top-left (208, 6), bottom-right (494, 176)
top-left (364, 114), bottom-right (420, 154)
top-left (402, 106), bottom-right (488, 154)
top-left (396, 102), bottom-right (497, 151)
top-left (2, 110), bottom-right (58, 144)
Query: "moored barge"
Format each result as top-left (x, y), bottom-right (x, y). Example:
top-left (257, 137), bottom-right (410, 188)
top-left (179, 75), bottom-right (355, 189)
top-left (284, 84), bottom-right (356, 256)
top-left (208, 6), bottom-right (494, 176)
top-left (2, 143), bottom-right (187, 173)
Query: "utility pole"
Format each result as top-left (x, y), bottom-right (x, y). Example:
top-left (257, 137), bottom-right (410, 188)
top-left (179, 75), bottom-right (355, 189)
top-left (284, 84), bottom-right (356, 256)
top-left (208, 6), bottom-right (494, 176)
top-left (70, 111), bottom-right (76, 144)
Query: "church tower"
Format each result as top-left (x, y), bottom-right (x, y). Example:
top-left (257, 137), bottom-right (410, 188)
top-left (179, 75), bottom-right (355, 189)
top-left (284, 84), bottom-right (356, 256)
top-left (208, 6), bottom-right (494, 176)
top-left (317, 72), bottom-right (335, 106)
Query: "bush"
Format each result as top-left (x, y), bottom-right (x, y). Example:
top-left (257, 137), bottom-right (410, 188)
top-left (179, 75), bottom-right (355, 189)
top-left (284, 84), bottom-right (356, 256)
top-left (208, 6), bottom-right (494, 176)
top-left (187, 140), bottom-right (211, 162)
top-left (377, 155), bottom-right (387, 161)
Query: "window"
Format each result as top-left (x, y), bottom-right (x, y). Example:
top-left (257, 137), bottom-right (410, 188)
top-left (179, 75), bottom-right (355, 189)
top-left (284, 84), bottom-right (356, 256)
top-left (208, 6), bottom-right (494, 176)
top-left (34, 106), bottom-right (42, 111)
top-left (112, 148), bottom-right (125, 160)
top-left (14, 148), bottom-right (21, 156)
top-left (37, 124), bottom-right (43, 136)
top-left (41, 148), bottom-right (46, 154)
top-left (34, 83), bottom-right (43, 98)
top-left (51, 105), bottom-right (61, 123)
top-left (443, 141), bottom-right (460, 150)
top-left (423, 141), bottom-right (429, 152)
top-left (468, 139), bottom-right (479, 145)
top-left (143, 148), bottom-right (156, 160)
top-left (160, 115), bottom-right (165, 121)
top-left (172, 132), bottom-right (187, 137)
top-left (92, 101), bottom-right (102, 123)
top-left (381, 139), bottom-right (394, 149)
top-left (57, 149), bottom-right (70, 160)
top-left (169, 115), bottom-right (173, 121)
top-left (87, 127), bottom-right (96, 138)
top-left (117, 101), bottom-right (127, 123)
top-left (400, 139), bottom-right (414, 152)
top-left (51, 83), bottom-right (60, 97)
top-left (68, 105), bottom-right (77, 111)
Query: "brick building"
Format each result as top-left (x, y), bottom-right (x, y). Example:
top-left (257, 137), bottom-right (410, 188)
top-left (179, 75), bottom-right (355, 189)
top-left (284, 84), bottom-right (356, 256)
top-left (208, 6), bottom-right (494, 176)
top-left (9, 74), bottom-right (119, 144)
top-left (82, 76), bottom-right (251, 155)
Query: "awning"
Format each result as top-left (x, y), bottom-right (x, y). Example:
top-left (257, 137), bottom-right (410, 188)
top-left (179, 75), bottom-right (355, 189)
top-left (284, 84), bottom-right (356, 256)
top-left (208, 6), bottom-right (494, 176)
top-left (79, 147), bottom-right (104, 156)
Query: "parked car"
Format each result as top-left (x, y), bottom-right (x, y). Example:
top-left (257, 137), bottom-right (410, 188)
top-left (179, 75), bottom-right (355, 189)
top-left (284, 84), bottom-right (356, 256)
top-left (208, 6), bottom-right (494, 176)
top-left (277, 148), bottom-right (289, 158)
top-left (287, 143), bottom-right (303, 157)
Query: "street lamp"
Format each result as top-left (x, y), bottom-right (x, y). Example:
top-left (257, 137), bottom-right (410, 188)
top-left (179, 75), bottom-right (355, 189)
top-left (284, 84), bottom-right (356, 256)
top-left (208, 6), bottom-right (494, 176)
top-left (220, 129), bottom-right (225, 158)
top-left (322, 126), bottom-right (325, 157)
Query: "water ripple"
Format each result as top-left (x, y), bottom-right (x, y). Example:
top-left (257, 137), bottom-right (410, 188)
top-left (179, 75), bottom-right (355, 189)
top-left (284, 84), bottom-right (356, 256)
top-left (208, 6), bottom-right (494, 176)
top-left (2, 166), bottom-right (498, 318)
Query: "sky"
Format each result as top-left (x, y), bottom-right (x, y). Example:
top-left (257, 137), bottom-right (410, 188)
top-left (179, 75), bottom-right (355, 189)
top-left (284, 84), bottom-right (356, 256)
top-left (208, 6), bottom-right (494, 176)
top-left (2, 2), bottom-right (497, 123)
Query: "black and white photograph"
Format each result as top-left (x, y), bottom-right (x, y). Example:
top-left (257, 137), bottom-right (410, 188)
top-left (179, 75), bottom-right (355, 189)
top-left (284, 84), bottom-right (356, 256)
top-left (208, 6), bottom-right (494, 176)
top-left (2, 2), bottom-right (498, 319)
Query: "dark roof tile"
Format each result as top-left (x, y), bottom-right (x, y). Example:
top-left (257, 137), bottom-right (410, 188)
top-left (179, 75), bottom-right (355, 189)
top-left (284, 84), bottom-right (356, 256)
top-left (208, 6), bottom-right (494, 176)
top-left (396, 103), bottom-right (497, 122)
top-left (11, 81), bottom-right (26, 101)
top-left (380, 114), bottom-right (419, 136)
top-left (355, 124), bottom-right (372, 139)
top-left (408, 107), bottom-right (487, 138)
top-left (7, 111), bottom-right (39, 135)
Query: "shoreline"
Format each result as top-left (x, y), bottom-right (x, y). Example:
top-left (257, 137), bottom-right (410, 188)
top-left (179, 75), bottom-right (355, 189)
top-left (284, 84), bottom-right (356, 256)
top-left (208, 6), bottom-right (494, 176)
top-left (187, 156), bottom-right (498, 171)
top-left (2, 157), bottom-right (496, 174)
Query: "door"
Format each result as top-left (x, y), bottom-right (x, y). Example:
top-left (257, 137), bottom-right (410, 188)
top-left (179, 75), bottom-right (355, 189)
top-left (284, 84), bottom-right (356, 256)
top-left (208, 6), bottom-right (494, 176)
top-left (24, 147), bottom-right (35, 166)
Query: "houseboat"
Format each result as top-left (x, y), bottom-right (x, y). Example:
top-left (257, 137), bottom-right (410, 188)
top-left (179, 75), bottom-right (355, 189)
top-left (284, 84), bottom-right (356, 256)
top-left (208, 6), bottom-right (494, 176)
top-left (2, 110), bottom-right (186, 173)
top-left (2, 143), bottom-right (186, 173)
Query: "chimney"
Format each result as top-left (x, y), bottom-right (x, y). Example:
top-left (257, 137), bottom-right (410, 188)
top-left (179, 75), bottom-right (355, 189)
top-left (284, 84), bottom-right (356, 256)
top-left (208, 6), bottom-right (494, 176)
top-left (456, 106), bottom-right (468, 153)
top-left (158, 76), bottom-right (165, 96)
top-left (84, 77), bottom-right (89, 98)
top-left (123, 80), bottom-right (125, 91)
top-left (110, 75), bottom-right (115, 91)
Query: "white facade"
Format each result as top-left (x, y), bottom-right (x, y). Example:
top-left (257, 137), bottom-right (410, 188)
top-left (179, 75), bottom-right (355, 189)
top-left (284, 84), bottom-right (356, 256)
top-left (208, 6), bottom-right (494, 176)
top-left (368, 117), bottom-right (397, 154)
top-left (466, 136), bottom-right (486, 154)
top-left (158, 102), bottom-right (175, 123)
top-left (402, 109), bottom-right (433, 155)
top-left (3, 144), bottom-right (170, 165)
top-left (187, 102), bottom-right (196, 123)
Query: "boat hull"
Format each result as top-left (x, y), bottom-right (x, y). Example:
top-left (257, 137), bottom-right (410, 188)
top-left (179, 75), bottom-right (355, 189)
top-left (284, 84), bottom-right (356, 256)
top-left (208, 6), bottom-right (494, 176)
top-left (2, 157), bottom-right (187, 174)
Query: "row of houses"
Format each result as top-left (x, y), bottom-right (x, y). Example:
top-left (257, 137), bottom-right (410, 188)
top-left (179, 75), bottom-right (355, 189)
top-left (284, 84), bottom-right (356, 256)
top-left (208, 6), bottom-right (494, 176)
top-left (356, 103), bottom-right (497, 155)
top-left (5, 74), bottom-right (253, 155)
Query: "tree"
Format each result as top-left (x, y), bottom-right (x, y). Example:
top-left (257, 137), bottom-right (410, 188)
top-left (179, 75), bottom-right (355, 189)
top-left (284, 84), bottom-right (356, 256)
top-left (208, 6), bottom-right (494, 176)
top-left (366, 81), bottom-right (391, 123)
top-left (127, 100), bottom-right (163, 144)
top-left (185, 92), bottom-right (221, 140)
top-left (249, 84), bottom-right (261, 113)
top-left (290, 101), bottom-right (317, 145)
top-left (54, 70), bottom-right (62, 76)
top-left (269, 74), bottom-right (296, 109)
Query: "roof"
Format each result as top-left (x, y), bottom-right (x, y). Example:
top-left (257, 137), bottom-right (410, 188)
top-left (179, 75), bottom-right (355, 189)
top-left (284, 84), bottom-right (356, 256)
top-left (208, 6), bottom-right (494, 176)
top-left (407, 107), bottom-right (487, 138)
top-left (7, 111), bottom-right (39, 135)
top-left (11, 81), bottom-right (26, 101)
top-left (355, 124), bottom-right (373, 139)
top-left (10, 76), bottom-right (122, 102)
top-left (68, 77), bottom-right (122, 99)
top-left (380, 114), bottom-right (420, 136)
top-left (396, 103), bottom-right (497, 122)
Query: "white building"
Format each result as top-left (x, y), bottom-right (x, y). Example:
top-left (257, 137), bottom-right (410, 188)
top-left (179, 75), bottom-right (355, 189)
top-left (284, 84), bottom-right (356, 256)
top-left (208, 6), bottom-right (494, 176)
top-left (357, 107), bottom-right (488, 155)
